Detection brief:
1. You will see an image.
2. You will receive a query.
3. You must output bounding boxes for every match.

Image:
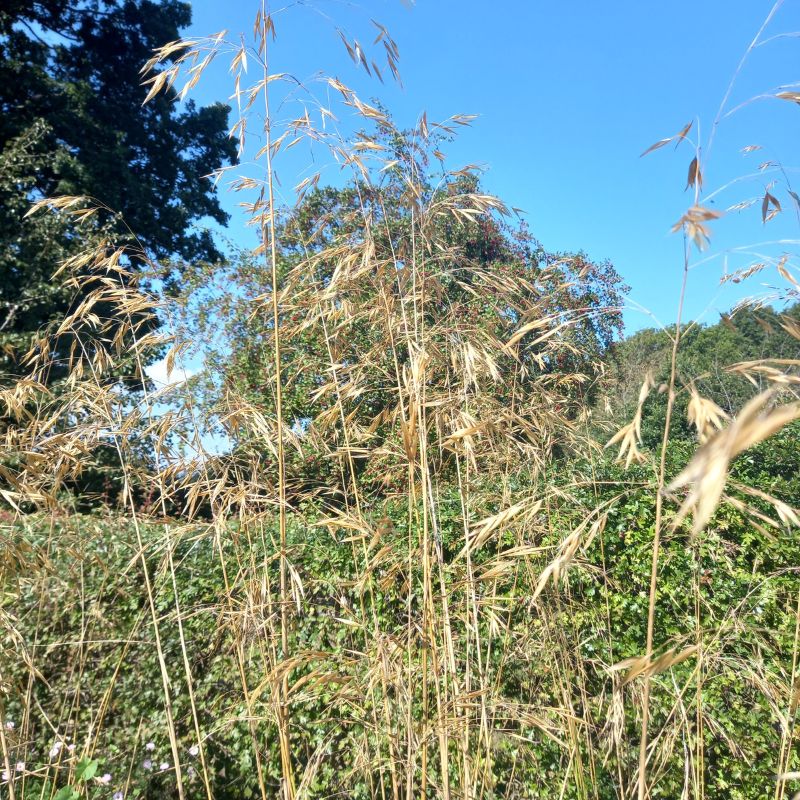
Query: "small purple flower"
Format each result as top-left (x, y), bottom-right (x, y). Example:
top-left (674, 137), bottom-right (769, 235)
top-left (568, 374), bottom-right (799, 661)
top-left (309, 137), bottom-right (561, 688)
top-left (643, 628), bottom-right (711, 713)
top-left (15, 762), bottom-right (25, 773)
top-left (1, 770), bottom-right (9, 782)
top-left (113, 793), bottom-right (124, 800)
top-left (4, 721), bottom-right (14, 731)
top-left (98, 772), bottom-right (112, 785)
top-left (187, 765), bottom-right (197, 780)
top-left (67, 743), bottom-right (76, 753)
top-left (159, 762), bottom-right (170, 772)
top-left (188, 744), bottom-right (199, 757)
top-left (145, 741), bottom-right (155, 752)
top-left (49, 741), bottom-right (63, 759)
top-left (143, 759), bottom-right (153, 771)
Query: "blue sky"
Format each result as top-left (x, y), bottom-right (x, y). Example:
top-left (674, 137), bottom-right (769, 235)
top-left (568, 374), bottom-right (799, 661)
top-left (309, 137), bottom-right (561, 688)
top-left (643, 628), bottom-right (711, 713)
top-left (182, 0), bottom-right (800, 334)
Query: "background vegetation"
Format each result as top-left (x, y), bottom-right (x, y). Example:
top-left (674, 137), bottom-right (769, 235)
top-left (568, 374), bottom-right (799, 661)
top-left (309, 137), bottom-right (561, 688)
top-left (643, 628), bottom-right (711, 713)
top-left (2, 2), bottom-right (800, 800)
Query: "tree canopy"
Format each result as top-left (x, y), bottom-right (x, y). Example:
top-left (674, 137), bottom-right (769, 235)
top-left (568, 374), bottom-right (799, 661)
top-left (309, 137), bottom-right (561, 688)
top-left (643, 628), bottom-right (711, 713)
top-left (0, 0), bottom-right (236, 382)
top-left (183, 126), bottom-right (628, 504)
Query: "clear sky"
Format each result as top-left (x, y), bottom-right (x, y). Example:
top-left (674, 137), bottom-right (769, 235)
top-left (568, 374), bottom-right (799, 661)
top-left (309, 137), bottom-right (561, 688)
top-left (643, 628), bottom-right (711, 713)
top-left (181, 0), bottom-right (800, 334)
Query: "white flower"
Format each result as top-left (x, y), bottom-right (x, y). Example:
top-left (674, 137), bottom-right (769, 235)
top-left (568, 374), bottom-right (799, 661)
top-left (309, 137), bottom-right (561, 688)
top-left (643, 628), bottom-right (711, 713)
top-left (49, 741), bottom-right (63, 759)
top-left (113, 793), bottom-right (124, 800)
top-left (15, 762), bottom-right (24, 773)
top-left (188, 744), bottom-right (199, 757)
top-left (4, 721), bottom-right (14, 731)
top-left (143, 759), bottom-right (153, 771)
top-left (145, 741), bottom-right (155, 751)
top-left (159, 762), bottom-right (170, 772)
top-left (1, 770), bottom-right (9, 782)
top-left (67, 743), bottom-right (76, 753)
top-left (187, 766), bottom-right (197, 779)
top-left (98, 773), bottom-right (112, 785)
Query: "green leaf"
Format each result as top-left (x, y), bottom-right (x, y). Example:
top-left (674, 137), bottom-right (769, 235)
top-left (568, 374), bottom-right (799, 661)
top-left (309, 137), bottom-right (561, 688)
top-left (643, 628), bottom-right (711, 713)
top-left (54, 788), bottom-right (79, 800)
top-left (75, 757), bottom-right (99, 781)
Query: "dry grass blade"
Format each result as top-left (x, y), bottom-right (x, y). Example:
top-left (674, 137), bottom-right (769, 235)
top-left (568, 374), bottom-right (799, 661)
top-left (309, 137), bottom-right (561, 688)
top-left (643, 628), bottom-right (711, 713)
top-left (532, 509), bottom-right (610, 601)
top-left (640, 120), bottom-right (693, 157)
top-left (687, 385), bottom-right (729, 443)
top-left (609, 645), bottom-right (698, 685)
top-left (455, 499), bottom-right (540, 560)
top-left (605, 372), bottom-right (654, 467)
top-left (667, 390), bottom-right (800, 534)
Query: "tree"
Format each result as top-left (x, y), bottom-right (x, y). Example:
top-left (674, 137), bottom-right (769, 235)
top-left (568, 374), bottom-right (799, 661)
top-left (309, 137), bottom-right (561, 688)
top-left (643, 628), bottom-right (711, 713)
top-left (185, 124), bottom-right (627, 503)
top-left (602, 304), bottom-right (800, 447)
top-left (0, 0), bottom-right (237, 382)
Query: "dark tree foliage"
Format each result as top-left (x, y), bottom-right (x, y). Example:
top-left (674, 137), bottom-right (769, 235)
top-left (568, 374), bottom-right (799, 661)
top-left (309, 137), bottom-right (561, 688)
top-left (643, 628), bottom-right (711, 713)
top-left (0, 0), bottom-right (236, 380)
top-left (0, 0), bottom-right (236, 262)
top-left (0, 1), bottom-right (236, 506)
